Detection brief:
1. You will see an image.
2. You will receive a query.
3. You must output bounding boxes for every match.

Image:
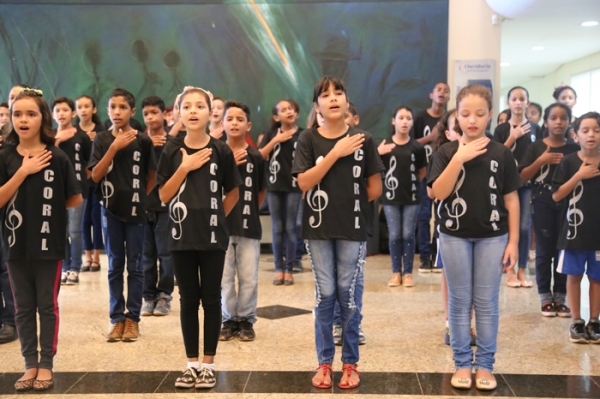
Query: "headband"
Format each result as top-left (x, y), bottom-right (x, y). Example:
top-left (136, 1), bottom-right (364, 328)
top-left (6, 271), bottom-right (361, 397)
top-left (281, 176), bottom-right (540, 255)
top-left (20, 88), bottom-right (43, 97)
top-left (174, 86), bottom-right (214, 110)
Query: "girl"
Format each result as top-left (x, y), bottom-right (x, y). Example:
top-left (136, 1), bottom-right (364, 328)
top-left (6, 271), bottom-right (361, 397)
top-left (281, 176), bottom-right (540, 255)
top-left (553, 86), bottom-right (577, 121)
top-left (493, 86), bottom-right (540, 288)
top-left (520, 104), bottom-right (579, 317)
top-left (0, 84), bottom-right (29, 141)
top-left (497, 109), bottom-right (510, 126)
top-left (552, 112), bottom-right (600, 344)
top-left (379, 105), bottom-right (426, 288)
top-left (76, 95), bottom-right (104, 272)
top-left (157, 86), bottom-right (240, 388)
top-left (0, 89), bottom-right (81, 391)
top-left (292, 76), bottom-right (383, 389)
top-left (208, 96), bottom-right (225, 140)
top-left (258, 99), bottom-right (303, 285)
top-left (53, 97), bottom-right (92, 284)
top-left (429, 85), bottom-right (521, 391)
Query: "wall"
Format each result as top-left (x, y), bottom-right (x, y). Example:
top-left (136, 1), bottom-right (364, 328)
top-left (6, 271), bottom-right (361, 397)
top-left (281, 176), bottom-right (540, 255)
top-left (0, 0), bottom-right (449, 138)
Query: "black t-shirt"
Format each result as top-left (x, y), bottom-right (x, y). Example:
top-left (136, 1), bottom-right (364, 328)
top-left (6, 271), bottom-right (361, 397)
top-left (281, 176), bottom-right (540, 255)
top-left (226, 147), bottom-right (266, 239)
top-left (427, 140), bottom-right (521, 238)
top-left (147, 134), bottom-right (173, 213)
top-left (0, 146), bottom-right (81, 260)
top-left (156, 137), bottom-right (242, 251)
top-left (258, 127), bottom-right (302, 193)
top-left (380, 137), bottom-right (427, 205)
top-left (412, 110), bottom-right (440, 164)
top-left (493, 121), bottom-right (542, 167)
top-left (521, 140), bottom-right (580, 186)
top-left (57, 128), bottom-right (92, 199)
top-left (552, 153), bottom-right (600, 250)
top-left (88, 130), bottom-right (156, 223)
top-left (291, 126), bottom-right (384, 241)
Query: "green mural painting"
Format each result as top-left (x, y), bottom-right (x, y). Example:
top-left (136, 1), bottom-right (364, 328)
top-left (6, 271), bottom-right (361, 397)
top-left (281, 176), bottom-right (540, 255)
top-left (0, 0), bottom-right (448, 137)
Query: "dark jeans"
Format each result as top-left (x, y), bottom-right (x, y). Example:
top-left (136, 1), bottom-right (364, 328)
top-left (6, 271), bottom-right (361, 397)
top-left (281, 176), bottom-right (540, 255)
top-left (83, 189), bottom-right (104, 250)
top-left (267, 191), bottom-right (302, 272)
top-left (532, 187), bottom-right (567, 304)
top-left (102, 208), bottom-right (145, 324)
top-left (7, 259), bottom-right (62, 370)
top-left (517, 186), bottom-right (533, 269)
top-left (143, 212), bottom-right (174, 301)
top-left (0, 245), bottom-right (15, 328)
top-left (171, 250), bottom-right (225, 358)
top-left (417, 180), bottom-right (432, 261)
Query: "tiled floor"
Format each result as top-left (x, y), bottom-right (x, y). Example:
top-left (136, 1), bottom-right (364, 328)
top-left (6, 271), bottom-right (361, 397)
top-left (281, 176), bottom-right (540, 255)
top-left (0, 253), bottom-right (598, 398)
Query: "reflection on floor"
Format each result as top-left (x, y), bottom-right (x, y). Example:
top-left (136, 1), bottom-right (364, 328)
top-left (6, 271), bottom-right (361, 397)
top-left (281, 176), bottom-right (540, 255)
top-left (0, 253), bottom-right (597, 398)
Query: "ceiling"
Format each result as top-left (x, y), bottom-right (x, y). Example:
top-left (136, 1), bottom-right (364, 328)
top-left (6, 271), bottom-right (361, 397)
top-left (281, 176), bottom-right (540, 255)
top-left (498, 0), bottom-right (600, 88)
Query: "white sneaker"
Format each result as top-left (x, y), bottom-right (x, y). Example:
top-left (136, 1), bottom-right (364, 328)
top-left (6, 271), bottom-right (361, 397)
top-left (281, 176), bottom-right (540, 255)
top-left (61, 272), bottom-right (69, 285)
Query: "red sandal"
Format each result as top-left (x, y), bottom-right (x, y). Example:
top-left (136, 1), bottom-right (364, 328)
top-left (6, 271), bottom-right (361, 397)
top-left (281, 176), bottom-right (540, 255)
top-left (338, 363), bottom-right (360, 389)
top-left (311, 364), bottom-right (332, 389)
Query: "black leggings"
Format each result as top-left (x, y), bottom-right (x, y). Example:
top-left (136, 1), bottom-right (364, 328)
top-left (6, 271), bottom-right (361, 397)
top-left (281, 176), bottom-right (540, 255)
top-left (171, 250), bottom-right (225, 358)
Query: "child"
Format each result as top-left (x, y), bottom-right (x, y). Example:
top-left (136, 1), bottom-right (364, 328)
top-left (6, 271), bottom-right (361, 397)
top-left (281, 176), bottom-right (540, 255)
top-left (380, 105), bottom-right (426, 288)
top-left (140, 96), bottom-right (174, 317)
top-left (0, 89), bottom-right (81, 390)
top-left (76, 95), bottom-right (104, 272)
top-left (259, 99), bottom-right (303, 285)
top-left (553, 86), bottom-right (577, 121)
top-left (521, 103), bottom-right (579, 318)
top-left (219, 100), bottom-right (266, 342)
top-left (429, 84), bottom-right (521, 391)
top-left (493, 86), bottom-right (541, 288)
top-left (157, 86), bottom-right (240, 388)
top-left (497, 109), bottom-right (510, 126)
top-left (552, 112), bottom-right (600, 344)
top-left (0, 102), bottom-right (9, 129)
top-left (413, 82), bottom-right (450, 273)
top-left (292, 76), bottom-right (383, 390)
top-left (89, 88), bottom-right (156, 342)
top-left (527, 102), bottom-right (542, 125)
top-left (52, 97), bottom-right (92, 285)
top-left (1, 84), bottom-right (29, 142)
top-left (208, 96), bottom-right (225, 140)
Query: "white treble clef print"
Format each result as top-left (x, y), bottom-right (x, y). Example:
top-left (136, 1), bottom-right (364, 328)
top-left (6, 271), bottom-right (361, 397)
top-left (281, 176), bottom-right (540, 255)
top-left (385, 156), bottom-right (399, 200)
top-left (306, 156), bottom-right (328, 228)
top-left (5, 191), bottom-right (22, 248)
top-left (444, 166), bottom-right (467, 231)
top-left (566, 181), bottom-right (584, 240)
top-left (101, 160), bottom-right (115, 207)
top-left (535, 164), bottom-right (550, 184)
top-left (169, 178), bottom-right (188, 240)
top-left (269, 143), bottom-right (281, 184)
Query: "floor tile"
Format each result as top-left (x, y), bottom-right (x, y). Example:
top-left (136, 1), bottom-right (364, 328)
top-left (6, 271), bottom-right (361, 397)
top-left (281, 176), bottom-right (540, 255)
top-left (418, 372), bottom-right (514, 397)
top-left (503, 374), bottom-right (600, 398)
top-left (332, 372), bottom-right (422, 395)
top-left (155, 370), bottom-right (250, 393)
top-left (256, 305), bottom-right (312, 320)
top-left (244, 371), bottom-right (331, 394)
top-left (66, 371), bottom-right (168, 394)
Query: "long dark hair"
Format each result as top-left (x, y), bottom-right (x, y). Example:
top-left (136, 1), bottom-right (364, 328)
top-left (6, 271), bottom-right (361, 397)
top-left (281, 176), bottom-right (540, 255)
top-left (7, 90), bottom-right (55, 146)
top-left (433, 108), bottom-right (458, 151)
top-left (269, 99), bottom-right (296, 132)
top-left (75, 95), bottom-right (103, 127)
top-left (390, 105), bottom-right (413, 136)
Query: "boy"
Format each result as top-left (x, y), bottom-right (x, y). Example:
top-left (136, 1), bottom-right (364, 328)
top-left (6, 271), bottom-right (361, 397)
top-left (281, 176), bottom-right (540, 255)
top-left (89, 88), bottom-right (156, 342)
top-left (219, 101), bottom-right (266, 342)
top-left (53, 97), bottom-right (92, 285)
top-left (140, 96), bottom-right (174, 317)
top-left (0, 102), bottom-right (9, 129)
top-left (413, 82), bottom-right (450, 273)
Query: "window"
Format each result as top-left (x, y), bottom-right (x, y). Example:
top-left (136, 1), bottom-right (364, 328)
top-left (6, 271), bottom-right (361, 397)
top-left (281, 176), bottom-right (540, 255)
top-left (571, 68), bottom-right (600, 117)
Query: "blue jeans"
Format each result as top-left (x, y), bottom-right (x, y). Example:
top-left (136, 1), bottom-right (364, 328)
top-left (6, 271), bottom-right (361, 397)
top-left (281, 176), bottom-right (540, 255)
top-left (221, 236), bottom-right (260, 324)
top-left (517, 186), bottom-right (532, 269)
top-left (83, 188), bottom-right (104, 250)
top-left (440, 232), bottom-right (507, 372)
top-left (383, 204), bottom-right (420, 274)
top-left (142, 212), bottom-right (174, 301)
top-left (295, 204), bottom-right (305, 262)
top-left (63, 199), bottom-right (86, 272)
top-left (532, 188), bottom-right (566, 304)
top-left (307, 240), bottom-right (366, 365)
top-left (0, 245), bottom-right (15, 327)
top-left (102, 208), bottom-right (145, 324)
top-left (267, 191), bottom-right (302, 273)
top-left (417, 180), bottom-right (432, 261)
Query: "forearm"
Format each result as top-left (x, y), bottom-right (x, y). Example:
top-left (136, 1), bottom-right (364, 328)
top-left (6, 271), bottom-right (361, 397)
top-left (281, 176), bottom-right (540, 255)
top-left (223, 187), bottom-right (239, 216)
top-left (431, 157), bottom-right (463, 200)
top-left (520, 159), bottom-right (543, 183)
top-left (416, 136), bottom-right (430, 145)
top-left (258, 137), bottom-right (278, 160)
top-left (258, 189), bottom-right (267, 209)
top-left (0, 169), bottom-right (27, 208)
top-left (158, 166), bottom-right (189, 204)
top-left (146, 170), bottom-right (157, 195)
top-left (91, 146), bottom-right (118, 183)
top-left (503, 135), bottom-right (517, 149)
top-left (552, 175), bottom-right (582, 202)
top-left (366, 174), bottom-right (382, 202)
top-left (297, 151), bottom-right (339, 192)
top-left (504, 191), bottom-right (520, 245)
top-left (168, 121), bottom-right (183, 137)
top-left (66, 194), bottom-right (83, 209)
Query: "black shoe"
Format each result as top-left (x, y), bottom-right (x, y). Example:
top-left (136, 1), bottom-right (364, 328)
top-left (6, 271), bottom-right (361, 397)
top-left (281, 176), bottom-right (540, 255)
top-left (219, 321), bottom-right (239, 341)
top-left (586, 319), bottom-right (600, 344)
top-left (239, 320), bottom-right (255, 341)
top-left (292, 260), bottom-right (304, 273)
top-left (570, 319), bottom-right (589, 344)
top-left (0, 324), bottom-right (18, 344)
top-left (418, 260), bottom-right (432, 274)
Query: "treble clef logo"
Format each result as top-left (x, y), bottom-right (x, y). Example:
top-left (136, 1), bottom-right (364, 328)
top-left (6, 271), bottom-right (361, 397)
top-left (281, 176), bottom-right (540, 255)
top-left (424, 125), bottom-right (433, 161)
top-left (306, 156), bottom-right (328, 228)
top-left (269, 143), bottom-right (281, 184)
top-left (536, 164), bottom-right (550, 184)
top-left (100, 160), bottom-right (115, 207)
top-left (385, 156), bottom-right (399, 200)
top-left (444, 166), bottom-right (467, 231)
top-left (169, 178), bottom-right (188, 240)
top-left (5, 191), bottom-right (22, 248)
top-left (566, 181), bottom-right (584, 240)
